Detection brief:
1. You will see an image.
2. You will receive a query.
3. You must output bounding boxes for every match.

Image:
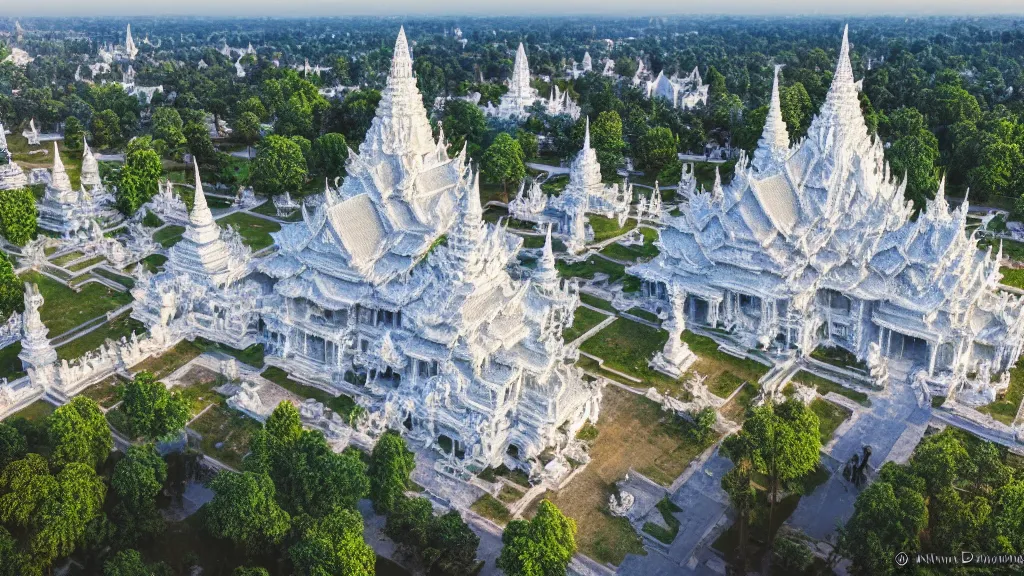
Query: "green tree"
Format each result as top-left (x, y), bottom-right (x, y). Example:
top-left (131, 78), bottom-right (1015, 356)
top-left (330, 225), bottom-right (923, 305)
top-left (237, 97), bottom-right (268, 122)
top-left (482, 133), bottom-right (526, 197)
top-left (247, 402), bottom-right (368, 517)
top-left (735, 400), bottom-right (820, 550)
top-left (771, 536), bottom-right (813, 575)
top-left (49, 396), bottom-right (113, 470)
top-left (590, 111), bottom-right (626, 178)
top-left (369, 430), bottom-right (416, 514)
top-left (385, 497), bottom-right (480, 576)
top-left (63, 116), bottom-right (85, 151)
top-left (115, 136), bottom-right (164, 215)
top-left (837, 465), bottom-right (928, 576)
top-left (0, 422), bottom-right (27, 469)
top-left (250, 135), bottom-right (307, 197)
top-left (0, 187), bottom-right (39, 246)
top-left (206, 471), bottom-right (291, 553)
top-left (91, 109), bottom-right (121, 149)
top-left (117, 371), bottom-right (190, 441)
top-left (516, 130), bottom-right (538, 161)
top-left (993, 479), bottom-right (1024, 552)
top-left (721, 459), bottom-right (756, 573)
top-left (233, 568), bottom-right (270, 576)
top-left (152, 107), bottom-right (187, 160)
top-left (968, 139), bottom-right (1023, 201)
top-left (884, 108), bottom-right (939, 211)
top-left (309, 133), bottom-right (349, 181)
top-left (184, 120), bottom-right (218, 167)
top-left (111, 443), bottom-right (167, 542)
top-left (235, 112), bottom-right (262, 159)
top-left (328, 89), bottom-right (381, 146)
top-left (289, 508), bottom-right (375, 576)
top-left (0, 455), bottom-right (106, 575)
top-left (0, 254), bottom-right (22, 320)
top-left (635, 126), bottom-right (677, 175)
top-left (103, 549), bottom-right (149, 576)
top-left (497, 499), bottom-right (577, 576)
top-left (909, 429), bottom-right (974, 496)
top-left (439, 99), bottom-right (488, 158)
top-left (780, 82), bottom-right (812, 139)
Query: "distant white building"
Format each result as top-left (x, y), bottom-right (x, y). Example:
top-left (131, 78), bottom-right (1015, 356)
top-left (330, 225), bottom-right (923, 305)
top-left (484, 43), bottom-right (581, 121)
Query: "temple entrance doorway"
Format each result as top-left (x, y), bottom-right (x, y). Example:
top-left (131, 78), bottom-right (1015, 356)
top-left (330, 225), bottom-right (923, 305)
top-left (888, 332), bottom-right (929, 365)
top-left (687, 296), bottom-right (709, 324)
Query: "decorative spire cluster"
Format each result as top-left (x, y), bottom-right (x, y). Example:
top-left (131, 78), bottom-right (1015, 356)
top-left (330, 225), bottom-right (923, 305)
top-left (509, 43), bottom-right (532, 97)
top-left (80, 137), bottom-right (102, 190)
top-left (806, 25), bottom-right (868, 152)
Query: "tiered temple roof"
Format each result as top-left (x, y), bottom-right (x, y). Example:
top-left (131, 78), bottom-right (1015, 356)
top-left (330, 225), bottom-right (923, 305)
top-left (258, 28), bottom-right (600, 469)
top-left (629, 27), bottom-right (1024, 382)
top-left (0, 124), bottom-right (28, 191)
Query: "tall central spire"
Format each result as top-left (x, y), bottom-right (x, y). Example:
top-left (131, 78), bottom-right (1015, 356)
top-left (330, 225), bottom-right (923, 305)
top-left (510, 43), bottom-right (531, 96)
top-left (189, 162), bottom-right (215, 227)
top-left (583, 116), bottom-right (591, 150)
top-left (806, 25), bottom-right (867, 151)
top-left (752, 65), bottom-right (791, 173)
top-left (390, 26), bottom-right (413, 79)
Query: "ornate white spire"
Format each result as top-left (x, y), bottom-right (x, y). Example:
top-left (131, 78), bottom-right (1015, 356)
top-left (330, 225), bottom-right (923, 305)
top-left (510, 43), bottom-right (532, 96)
top-left (583, 116), bottom-right (591, 150)
top-left (752, 65), bottom-right (790, 173)
top-left (0, 123), bottom-right (7, 156)
top-left (18, 282), bottom-right (56, 371)
top-left (806, 25), bottom-right (867, 152)
top-left (50, 142), bottom-right (73, 192)
top-left (711, 166), bottom-right (724, 202)
top-left (80, 137), bottom-right (101, 190)
top-left (125, 24), bottom-right (138, 60)
top-left (533, 224), bottom-right (560, 293)
top-left (189, 162), bottom-right (215, 227)
top-left (390, 26), bottom-right (413, 79)
top-left (447, 173), bottom-right (487, 278)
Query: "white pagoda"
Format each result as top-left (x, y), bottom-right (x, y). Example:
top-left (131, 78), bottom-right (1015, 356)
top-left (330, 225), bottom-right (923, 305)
top-left (628, 28), bottom-right (1024, 395)
top-left (36, 142), bottom-right (120, 236)
top-left (0, 124), bottom-right (28, 191)
top-left (131, 164), bottom-right (261, 347)
top-left (125, 24), bottom-right (138, 60)
top-left (257, 29), bottom-right (601, 470)
top-left (18, 283), bottom-right (57, 372)
top-left (510, 118), bottom-right (631, 254)
top-left (645, 67), bottom-right (709, 110)
top-left (485, 43), bottom-right (580, 121)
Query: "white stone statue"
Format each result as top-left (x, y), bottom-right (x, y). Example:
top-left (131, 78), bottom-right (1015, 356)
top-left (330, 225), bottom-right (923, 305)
top-left (650, 283), bottom-right (696, 377)
top-left (866, 342), bottom-right (889, 388)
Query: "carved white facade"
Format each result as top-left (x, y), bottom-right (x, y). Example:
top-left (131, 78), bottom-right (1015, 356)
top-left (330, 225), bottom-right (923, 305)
top-left (644, 67), bottom-right (709, 110)
top-left (628, 29), bottom-right (1024, 397)
top-left (254, 29), bottom-right (602, 470)
top-left (36, 142), bottom-right (122, 236)
top-left (131, 164), bottom-right (262, 348)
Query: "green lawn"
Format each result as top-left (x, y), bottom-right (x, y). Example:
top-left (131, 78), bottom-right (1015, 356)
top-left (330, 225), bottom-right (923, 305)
top-left (599, 227), bottom-right (660, 262)
top-left (1000, 267), bottom-right (1024, 289)
top-left (153, 226), bottom-right (186, 248)
top-left (642, 497), bottom-right (682, 544)
top-left (470, 494), bottom-right (512, 526)
top-left (260, 366), bottom-right (355, 420)
top-left (810, 398), bottom-right (852, 444)
top-left (216, 212), bottom-right (281, 251)
top-left (188, 404), bottom-right (262, 470)
top-left (578, 318), bottom-right (697, 397)
top-left (93, 268), bottom-right (135, 289)
top-left (7, 400), bottom-right (56, 422)
top-left (79, 376), bottom-right (127, 409)
top-left (20, 271), bottom-right (133, 336)
top-left (51, 250), bottom-right (85, 267)
top-left (129, 340), bottom-right (203, 379)
top-left (979, 357), bottom-right (1024, 425)
top-left (580, 293), bottom-right (616, 312)
top-left (563, 306), bottom-right (610, 342)
top-left (194, 338), bottom-right (265, 368)
top-left (980, 238), bottom-right (1024, 263)
top-left (66, 255), bottom-right (105, 272)
top-left (0, 343), bottom-right (26, 381)
top-left (557, 256), bottom-right (627, 284)
top-left (139, 253), bottom-right (168, 273)
top-left (251, 199), bottom-right (303, 222)
top-left (792, 370), bottom-right (871, 406)
top-left (626, 307), bottom-right (659, 323)
top-left (56, 313), bottom-right (146, 361)
top-left (589, 215), bottom-right (636, 243)
top-left (811, 345), bottom-right (867, 371)
top-left (540, 175), bottom-right (569, 196)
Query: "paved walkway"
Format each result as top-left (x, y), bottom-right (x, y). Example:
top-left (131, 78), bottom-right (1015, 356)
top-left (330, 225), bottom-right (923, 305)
top-left (787, 376), bottom-right (928, 541)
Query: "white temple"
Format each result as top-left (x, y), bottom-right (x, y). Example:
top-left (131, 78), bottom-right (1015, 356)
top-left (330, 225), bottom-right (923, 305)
top-left (0, 124), bottom-right (28, 191)
top-left (18, 284), bottom-right (57, 372)
top-left (132, 164), bottom-right (260, 347)
top-left (36, 142), bottom-right (120, 236)
top-left (645, 67), bottom-right (709, 110)
top-left (485, 43), bottom-right (580, 121)
top-left (628, 28), bottom-right (1024, 397)
top-left (509, 118), bottom-right (631, 254)
top-left (254, 29), bottom-right (601, 470)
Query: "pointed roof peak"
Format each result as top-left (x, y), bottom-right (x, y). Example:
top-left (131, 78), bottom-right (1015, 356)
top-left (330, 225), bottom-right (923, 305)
top-left (752, 65), bottom-right (790, 172)
top-left (390, 26), bottom-right (413, 79)
top-left (465, 176), bottom-right (483, 220)
top-left (583, 117), bottom-right (591, 150)
top-left (190, 162), bottom-right (213, 225)
top-left (52, 142), bottom-right (64, 171)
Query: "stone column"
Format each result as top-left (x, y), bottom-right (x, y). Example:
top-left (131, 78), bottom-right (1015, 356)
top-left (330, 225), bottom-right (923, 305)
top-left (928, 341), bottom-right (938, 376)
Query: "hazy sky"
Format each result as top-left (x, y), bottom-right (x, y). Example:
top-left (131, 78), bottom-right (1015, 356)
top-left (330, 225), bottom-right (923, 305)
top-left (3, 0), bottom-right (1024, 17)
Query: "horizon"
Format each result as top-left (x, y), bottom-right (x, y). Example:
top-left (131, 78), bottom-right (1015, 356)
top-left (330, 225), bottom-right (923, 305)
top-left (2, 1), bottom-right (1024, 19)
